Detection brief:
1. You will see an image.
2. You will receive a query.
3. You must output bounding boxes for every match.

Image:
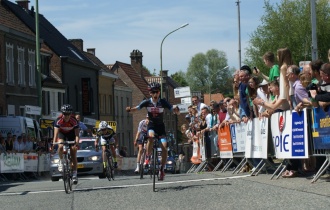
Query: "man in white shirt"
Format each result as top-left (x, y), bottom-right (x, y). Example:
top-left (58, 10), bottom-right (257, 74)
top-left (201, 107), bottom-right (212, 159)
top-left (192, 96), bottom-right (207, 116)
top-left (13, 135), bottom-right (25, 153)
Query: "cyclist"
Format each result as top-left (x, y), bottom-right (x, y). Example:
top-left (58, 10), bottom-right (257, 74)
top-left (95, 121), bottom-right (118, 169)
top-left (53, 104), bottom-right (80, 184)
top-left (126, 82), bottom-right (180, 181)
top-left (134, 114), bottom-right (149, 173)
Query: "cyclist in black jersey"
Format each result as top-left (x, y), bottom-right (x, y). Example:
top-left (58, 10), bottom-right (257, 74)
top-left (126, 82), bottom-right (180, 181)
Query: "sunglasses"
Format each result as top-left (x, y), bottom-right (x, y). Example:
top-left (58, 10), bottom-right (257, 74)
top-left (150, 91), bottom-right (159, 94)
top-left (192, 100), bottom-right (197, 103)
top-left (63, 113), bottom-right (71, 116)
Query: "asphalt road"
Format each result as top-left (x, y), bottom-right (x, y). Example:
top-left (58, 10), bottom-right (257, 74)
top-left (0, 170), bottom-right (329, 210)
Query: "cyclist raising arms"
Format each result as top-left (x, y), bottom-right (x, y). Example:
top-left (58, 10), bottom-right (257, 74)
top-left (53, 104), bottom-right (80, 184)
top-left (126, 82), bottom-right (180, 181)
top-left (95, 121), bottom-right (118, 169)
top-left (134, 114), bottom-right (149, 173)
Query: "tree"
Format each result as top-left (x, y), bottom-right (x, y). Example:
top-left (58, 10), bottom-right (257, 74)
top-left (170, 71), bottom-right (188, 87)
top-left (186, 49), bottom-right (232, 95)
top-left (245, 0), bottom-right (330, 74)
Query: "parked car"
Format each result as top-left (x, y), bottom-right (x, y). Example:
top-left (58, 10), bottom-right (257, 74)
top-left (165, 149), bottom-right (181, 174)
top-left (50, 137), bottom-right (104, 181)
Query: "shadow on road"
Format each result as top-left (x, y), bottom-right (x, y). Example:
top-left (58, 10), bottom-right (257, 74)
top-left (157, 183), bottom-right (231, 192)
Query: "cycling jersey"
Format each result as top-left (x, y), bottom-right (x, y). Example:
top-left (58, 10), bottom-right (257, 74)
top-left (136, 119), bottom-right (148, 144)
top-left (96, 127), bottom-right (116, 145)
top-left (136, 98), bottom-right (173, 125)
top-left (54, 115), bottom-right (79, 134)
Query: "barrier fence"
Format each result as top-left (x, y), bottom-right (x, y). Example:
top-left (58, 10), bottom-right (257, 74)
top-left (187, 107), bottom-right (330, 182)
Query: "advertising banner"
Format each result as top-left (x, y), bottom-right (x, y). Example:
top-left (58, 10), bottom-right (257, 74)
top-left (218, 125), bottom-right (233, 158)
top-left (245, 118), bottom-right (268, 159)
top-left (0, 153), bottom-right (24, 173)
top-left (271, 109), bottom-right (308, 159)
top-left (174, 86), bottom-right (191, 98)
top-left (231, 122), bottom-right (246, 153)
top-left (310, 107), bottom-right (330, 149)
top-left (24, 153), bottom-right (38, 172)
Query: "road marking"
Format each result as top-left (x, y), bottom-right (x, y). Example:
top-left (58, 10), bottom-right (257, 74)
top-left (0, 174), bottom-right (251, 196)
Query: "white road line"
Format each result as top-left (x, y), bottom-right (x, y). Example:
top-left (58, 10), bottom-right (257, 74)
top-left (0, 174), bottom-right (251, 196)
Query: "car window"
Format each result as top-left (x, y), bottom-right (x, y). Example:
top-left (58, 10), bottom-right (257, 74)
top-left (79, 141), bottom-right (95, 150)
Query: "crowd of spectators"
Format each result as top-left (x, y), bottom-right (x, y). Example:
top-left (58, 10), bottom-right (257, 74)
top-left (182, 48), bottom-right (330, 178)
top-left (0, 132), bottom-right (50, 155)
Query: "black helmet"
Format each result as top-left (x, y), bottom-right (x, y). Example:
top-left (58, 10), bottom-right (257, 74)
top-left (60, 104), bottom-right (73, 114)
top-left (148, 82), bottom-right (161, 91)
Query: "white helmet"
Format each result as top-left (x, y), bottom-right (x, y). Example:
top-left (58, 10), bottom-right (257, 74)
top-left (99, 121), bottom-right (108, 129)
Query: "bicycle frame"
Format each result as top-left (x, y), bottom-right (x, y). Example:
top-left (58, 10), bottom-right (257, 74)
top-left (56, 141), bottom-right (75, 194)
top-left (104, 141), bottom-right (114, 181)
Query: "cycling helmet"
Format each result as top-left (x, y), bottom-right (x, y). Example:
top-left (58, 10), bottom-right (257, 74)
top-left (99, 121), bottom-right (108, 130)
top-left (148, 82), bottom-right (161, 92)
top-left (60, 104), bottom-right (73, 114)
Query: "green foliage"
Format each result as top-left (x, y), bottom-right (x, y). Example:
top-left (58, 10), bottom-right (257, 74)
top-left (186, 49), bottom-right (232, 95)
top-left (245, 0), bottom-right (330, 75)
top-left (170, 71), bottom-right (188, 87)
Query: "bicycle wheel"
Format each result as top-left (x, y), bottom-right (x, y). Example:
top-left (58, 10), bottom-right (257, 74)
top-left (107, 155), bottom-right (115, 181)
top-left (139, 149), bottom-right (145, 179)
top-left (63, 163), bottom-right (70, 194)
top-left (152, 146), bottom-right (157, 192)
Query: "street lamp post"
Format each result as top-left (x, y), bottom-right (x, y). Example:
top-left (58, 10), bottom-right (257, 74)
top-left (160, 23), bottom-right (189, 98)
top-left (208, 66), bottom-right (229, 101)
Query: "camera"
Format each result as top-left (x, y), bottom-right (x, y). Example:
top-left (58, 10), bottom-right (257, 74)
top-left (306, 83), bottom-right (319, 97)
top-left (253, 66), bottom-right (259, 74)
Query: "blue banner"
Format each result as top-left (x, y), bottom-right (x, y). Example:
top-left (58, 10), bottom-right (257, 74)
top-left (311, 107), bottom-right (330, 149)
top-left (291, 111), bottom-right (305, 156)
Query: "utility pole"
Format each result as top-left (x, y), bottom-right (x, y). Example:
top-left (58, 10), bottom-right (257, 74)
top-left (310, 0), bottom-right (318, 60)
top-left (236, 0), bottom-right (241, 68)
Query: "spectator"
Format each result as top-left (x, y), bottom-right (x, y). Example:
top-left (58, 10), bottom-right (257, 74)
top-left (0, 137), bottom-right (6, 154)
top-left (210, 103), bottom-right (220, 156)
top-left (255, 51), bottom-right (280, 82)
top-left (115, 144), bottom-right (122, 157)
top-left (76, 114), bottom-right (91, 137)
top-left (232, 76), bottom-right (240, 102)
top-left (225, 99), bottom-right (240, 124)
top-left (238, 65), bottom-right (252, 123)
top-left (310, 63), bottom-right (330, 107)
top-left (191, 96), bottom-right (207, 116)
top-left (246, 76), bottom-right (260, 118)
top-left (13, 136), bottom-right (25, 153)
top-left (5, 132), bottom-right (14, 152)
top-left (199, 107), bottom-right (212, 159)
top-left (119, 146), bottom-right (127, 157)
top-left (256, 79), bottom-right (270, 118)
top-left (25, 135), bottom-right (34, 152)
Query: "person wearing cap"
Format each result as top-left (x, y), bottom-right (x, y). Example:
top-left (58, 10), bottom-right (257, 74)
top-left (133, 114), bottom-right (149, 173)
top-left (255, 79), bottom-right (270, 117)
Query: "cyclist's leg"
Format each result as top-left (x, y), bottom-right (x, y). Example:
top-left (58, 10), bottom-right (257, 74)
top-left (160, 138), bottom-right (168, 167)
top-left (100, 137), bottom-right (107, 168)
top-left (109, 143), bottom-right (118, 168)
top-left (135, 142), bottom-right (143, 172)
top-left (57, 133), bottom-right (65, 172)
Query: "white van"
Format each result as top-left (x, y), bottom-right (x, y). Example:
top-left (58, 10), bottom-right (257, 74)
top-left (0, 116), bottom-right (41, 139)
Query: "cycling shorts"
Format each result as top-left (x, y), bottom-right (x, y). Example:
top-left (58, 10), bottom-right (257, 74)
top-left (100, 136), bottom-right (115, 146)
top-left (136, 133), bottom-right (147, 145)
top-left (58, 130), bottom-right (76, 145)
top-left (148, 122), bottom-right (167, 143)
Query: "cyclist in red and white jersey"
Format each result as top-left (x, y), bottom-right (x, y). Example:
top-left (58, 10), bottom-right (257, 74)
top-left (53, 104), bottom-right (80, 184)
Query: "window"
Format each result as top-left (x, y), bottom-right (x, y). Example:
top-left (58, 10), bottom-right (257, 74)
top-left (40, 54), bottom-right (50, 76)
top-left (42, 88), bottom-right (65, 116)
top-left (17, 46), bottom-right (25, 86)
top-left (6, 43), bottom-right (14, 85)
top-left (28, 49), bottom-right (36, 87)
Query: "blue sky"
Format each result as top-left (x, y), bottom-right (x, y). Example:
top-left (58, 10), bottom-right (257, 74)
top-left (18, 0), bottom-right (282, 75)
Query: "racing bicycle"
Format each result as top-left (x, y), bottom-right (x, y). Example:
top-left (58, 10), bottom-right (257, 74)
top-left (104, 140), bottom-right (115, 181)
top-left (150, 135), bottom-right (161, 192)
top-left (57, 141), bottom-right (75, 194)
top-left (139, 136), bottom-right (148, 179)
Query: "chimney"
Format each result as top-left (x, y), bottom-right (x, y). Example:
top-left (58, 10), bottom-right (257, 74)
top-left (161, 70), bottom-right (168, 77)
top-left (68, 39), bottom-right (83, 51)
top-left (130, 49), bottom-right (143, 76)
top-left (16, 0), bottom-right (30, 10)
top-left (87, 48), bottom-right (95, 55)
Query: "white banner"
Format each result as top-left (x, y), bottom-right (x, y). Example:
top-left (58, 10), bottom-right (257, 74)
top-left (177, 104), bottom-right (189, 114)
top-left (231, 122), bottom-right (246, 153)
top-left (200, 136), bottom-right (206, 161)
top-left (0, 153), bottom-right (24, 173)
top-left (24, 153), bottom-right (38, 172)
top-left (181, 97), bottom-right (192, 104)
top-left (174, 86), bottom-right (191, 98)
top-left (245, 118), bottom-right (268, 158)
top-left (25, 105), bottom-right (41, 115)
top-left (271, 109), bottom-right (308, 159)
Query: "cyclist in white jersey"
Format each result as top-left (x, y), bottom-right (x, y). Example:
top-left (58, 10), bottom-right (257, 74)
top-left (134, 115), bottom-right (149, 173)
